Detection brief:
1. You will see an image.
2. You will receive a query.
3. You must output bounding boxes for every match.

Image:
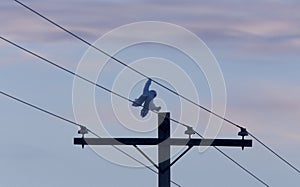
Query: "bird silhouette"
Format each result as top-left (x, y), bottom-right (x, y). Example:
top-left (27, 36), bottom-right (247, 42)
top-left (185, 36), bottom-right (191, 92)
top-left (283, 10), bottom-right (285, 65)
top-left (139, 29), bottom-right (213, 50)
top-left (132, 79), bottom-right (161, 117)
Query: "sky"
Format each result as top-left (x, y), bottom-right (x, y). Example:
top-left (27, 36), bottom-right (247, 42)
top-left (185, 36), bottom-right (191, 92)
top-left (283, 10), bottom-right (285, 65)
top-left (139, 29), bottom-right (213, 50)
top-left (1, 0), bottom-right (300, 186)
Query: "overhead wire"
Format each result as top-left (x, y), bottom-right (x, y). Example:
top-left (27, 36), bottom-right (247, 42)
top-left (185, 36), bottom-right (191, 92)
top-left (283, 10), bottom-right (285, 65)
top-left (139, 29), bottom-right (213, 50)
top-left (0, 90), bottom-right (181, 187)
top-left (194, 131), bottom-right (269, 187)
top-left (0, 36), bottom-right (190, 129)
top-left (249, 132), bottom-right (300, 174)
top-left (13, 0), bottom-right (300, 176)
top-left (0, 35), bottom-right (181, 185)
top-left (12, 0), bottom-right (243, 130)
top-left (1, 36), bottom-right (268, 186)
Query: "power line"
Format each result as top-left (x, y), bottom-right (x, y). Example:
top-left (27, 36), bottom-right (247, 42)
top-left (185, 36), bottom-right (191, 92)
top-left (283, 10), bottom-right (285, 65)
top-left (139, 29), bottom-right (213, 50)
top-left (14, 0), bottom-right (243, 130)
top-left (194, 132), bottom-right (269, 187)
top-left (249, 132), bottom-right (300, 174)
top-left (214, 147), bottom-right (269, 187)
top-left (1, 35), bottom-right (183, 185)
top-left (13, 0), bottom-right (300, 176)
top-left (0, 90), bottom-right (181, 187)
top-left (0, 36), bottom-right (187, 129)
top-left (0, 36), bottom-right (133, 105)
top-left (0, 91), bottom-right (81, 128)
top-left (1, 36), bottom-right (268, 186)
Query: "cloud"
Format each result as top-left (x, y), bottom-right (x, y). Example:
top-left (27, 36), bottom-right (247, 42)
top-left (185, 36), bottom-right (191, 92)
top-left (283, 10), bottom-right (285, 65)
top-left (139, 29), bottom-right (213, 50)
top-left (2, 0), bottom-right (299, 53)
top-left (222, 80), bottom-right (300, 146)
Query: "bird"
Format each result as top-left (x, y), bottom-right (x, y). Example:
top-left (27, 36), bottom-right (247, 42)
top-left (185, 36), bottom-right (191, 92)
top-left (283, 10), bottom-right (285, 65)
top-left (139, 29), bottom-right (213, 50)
top-left (132, 79), bottom-right (161, 117)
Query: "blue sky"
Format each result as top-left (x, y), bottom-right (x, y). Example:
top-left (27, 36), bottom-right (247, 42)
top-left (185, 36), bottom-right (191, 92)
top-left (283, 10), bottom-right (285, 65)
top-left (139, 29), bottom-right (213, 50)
top-left (1, 0), bottom-right (300, 186)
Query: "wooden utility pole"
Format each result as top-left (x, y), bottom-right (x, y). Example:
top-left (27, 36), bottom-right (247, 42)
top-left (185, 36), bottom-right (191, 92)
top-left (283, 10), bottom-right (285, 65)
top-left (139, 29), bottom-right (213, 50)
top-left (74, 112), bottom-right (252, 187)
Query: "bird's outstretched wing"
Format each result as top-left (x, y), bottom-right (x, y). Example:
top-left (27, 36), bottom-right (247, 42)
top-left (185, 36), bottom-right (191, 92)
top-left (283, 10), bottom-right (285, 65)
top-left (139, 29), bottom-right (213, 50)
top-left (132, 95), bottom-right (147, 107)
top-left (132, 79), bottom-right (152, 107)
top-left (141, 107), bottom-right (149, 118)
top-left (143, 79), bottom-right (152, 94)
top-left (141, 99), bottom-right (150, 117)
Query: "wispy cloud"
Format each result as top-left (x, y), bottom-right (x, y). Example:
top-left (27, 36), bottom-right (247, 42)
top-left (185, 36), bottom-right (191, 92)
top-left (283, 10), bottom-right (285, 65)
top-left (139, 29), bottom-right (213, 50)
top-left (223, 80), bottom-right (300, 145)
top-left (2, 0), bottom-right (300, 54)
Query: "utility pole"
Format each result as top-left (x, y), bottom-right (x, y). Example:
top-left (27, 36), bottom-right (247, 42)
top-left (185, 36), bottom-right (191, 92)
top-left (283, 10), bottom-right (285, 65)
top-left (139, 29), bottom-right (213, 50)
top-left (74, 112), bottom-right (252, 187)
top-left (158, 112), bottom-right (171, 187)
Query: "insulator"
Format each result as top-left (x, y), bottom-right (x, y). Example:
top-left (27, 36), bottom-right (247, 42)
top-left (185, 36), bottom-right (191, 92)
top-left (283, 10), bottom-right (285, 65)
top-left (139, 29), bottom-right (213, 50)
top-left (185, 127), bottom-right (196, 136)
top-left (238, 128), bottom-right (248, 137)
top-left (78, 126), bottom-right (88, 135)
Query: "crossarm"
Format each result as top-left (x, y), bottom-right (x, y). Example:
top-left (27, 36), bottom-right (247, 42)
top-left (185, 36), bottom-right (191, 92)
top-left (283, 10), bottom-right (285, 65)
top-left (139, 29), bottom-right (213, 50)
top-left (74, 138), bottom-right (252, 147)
